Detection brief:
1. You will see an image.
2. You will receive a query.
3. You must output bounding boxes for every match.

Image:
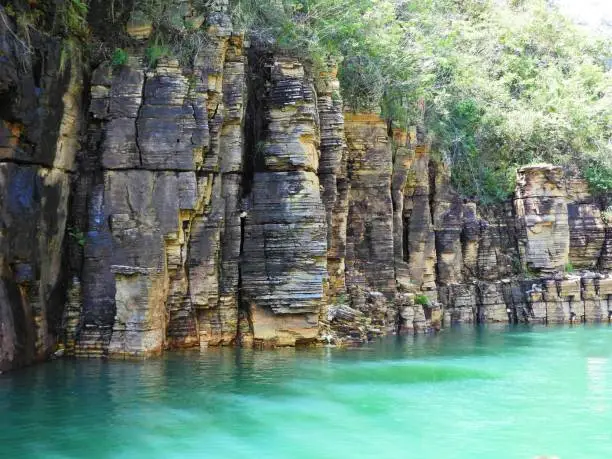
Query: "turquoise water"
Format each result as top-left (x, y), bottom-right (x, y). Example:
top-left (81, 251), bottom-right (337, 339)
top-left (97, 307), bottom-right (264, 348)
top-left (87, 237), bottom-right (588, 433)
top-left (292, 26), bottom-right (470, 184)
top-left (2, 326), bottom-right (612, 459)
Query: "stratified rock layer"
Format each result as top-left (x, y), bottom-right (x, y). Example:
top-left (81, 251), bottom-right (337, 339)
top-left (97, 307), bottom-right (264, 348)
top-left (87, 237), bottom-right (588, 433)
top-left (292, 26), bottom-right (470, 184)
top-left (241, 59), bottom-right (327, 346)
top-left (515, 165), bottom-right (570, 272)
top-left (343, 113), bottom-right (396, 335)
top-left (72, 3), bottom-right (247, 357)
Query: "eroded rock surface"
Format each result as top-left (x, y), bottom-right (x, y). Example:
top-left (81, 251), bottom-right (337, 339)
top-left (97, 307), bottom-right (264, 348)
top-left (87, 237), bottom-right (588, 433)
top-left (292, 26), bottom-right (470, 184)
top-left (344, 113), bottom-right (396, 335)
top-left (515, 165), bottom-right (570, 272)
top-left (241, 59), bottom-right (327, 346)
top-left (0, 9), bottom-right (83, 370)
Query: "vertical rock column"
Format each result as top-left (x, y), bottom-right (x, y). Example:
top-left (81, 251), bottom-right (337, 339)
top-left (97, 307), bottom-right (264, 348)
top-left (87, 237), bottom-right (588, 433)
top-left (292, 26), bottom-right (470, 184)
top-left (582, 277), bottom-right (606, 322)
top-left (565, 174), bottom-right (606, 270)
top-left (189, 33), bottom-right (246, 346)
top-left (76, 61), bottom-right (118, 357)
top-left (514, 165), bottom-right (570, 272)
top-left (567, 210), bottom-right (606, 270)
top-left (391, 128), bottom-right (414, 290)
top-left (344, 113), bottom-right (396, 333)
top-left (79, 1), bottom-right (246, 356)
top-left (79, 47), bottom-right (221, 357)
top-left (217, 35), bottom-right (247, 343)
top-left (432, 160), bottom-right (464, 286)
top-left (600, 223), bottom-right (612, 272)
top-left (0, 19), bottom-right (83, 370)
top-left (403, 140), bottom-right (437, 291)
top-left (163, 4), bottom-right (245, 348)
top-left (101, 57), bottom-right (200, 358)
top-left (550, 278), bottom-right (582, 323)
top-left (315, 64), bottom-right (349, 303)
top-left (475, 205), bottom-right (517, 281)
top-left (183, 3), bottom-right (234, 347)
top-left (391, 128), bottom-right (431, 333)
top-left (241, 58), bottom-right (327, 346)
top-left (476, 282), bottom-right (509, 323)
top-left (567, 203), bottom-right (606, 269)
top-left (596, 277), bottom-right (612, 320)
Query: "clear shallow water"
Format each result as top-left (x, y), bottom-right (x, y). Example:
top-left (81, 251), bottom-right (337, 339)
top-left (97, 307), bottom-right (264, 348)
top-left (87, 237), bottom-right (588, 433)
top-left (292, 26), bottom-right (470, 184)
top-left (2, 326), bottom-right (612, 459)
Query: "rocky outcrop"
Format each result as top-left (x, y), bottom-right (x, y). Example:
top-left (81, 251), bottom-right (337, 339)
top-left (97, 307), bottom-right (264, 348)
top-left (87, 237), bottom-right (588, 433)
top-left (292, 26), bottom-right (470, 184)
top-left (2, 2), bottom-right (612, 371)
top-left (566, 178), bottom-right (606, 269)
top-left (343, 113), bottom-right (396, 334)
top-left (77, 55), bottom-right (199, 358)
top-left (73, 4), bottom-right (247, 357)
top-left (187, 31), bottom-right (247, 348)
top-left (0, 9), bottom-right (83, 370)
top-left (515, 165), bottom-right (570, 272)
top-left (316, 63), bottom-right (349, 304)
top-left (403, 140), bottom-right (437, 292)
top-left (241, 59), bottom-right (327, 346)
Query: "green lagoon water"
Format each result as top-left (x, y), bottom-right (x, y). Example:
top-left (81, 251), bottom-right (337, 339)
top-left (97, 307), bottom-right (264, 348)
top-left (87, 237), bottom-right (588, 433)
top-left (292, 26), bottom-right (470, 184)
top-left (2, 325), bottom-right (612, 458)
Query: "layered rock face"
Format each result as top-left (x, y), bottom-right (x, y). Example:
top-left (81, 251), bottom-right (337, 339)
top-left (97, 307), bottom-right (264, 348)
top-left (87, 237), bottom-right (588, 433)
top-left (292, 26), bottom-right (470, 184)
top-left (343, 113), bottom-right (396, 336)
top-left (515, 165), bottom-right (570, 272)
top-left (2, 3), bottom-right (612, 371)
top-left (74, 5), bottom-right (246, 357)
top-left (0, 9), bottom-right (83, 371)
top-left (242, 59), bottom-right (327, 345)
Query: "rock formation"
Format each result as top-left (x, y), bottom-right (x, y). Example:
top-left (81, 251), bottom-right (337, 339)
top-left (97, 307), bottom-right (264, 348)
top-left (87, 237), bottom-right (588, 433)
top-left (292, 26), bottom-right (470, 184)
top-left (1, 2), bottom-right (612, 371)
top-left (1, 10), bottom-right (83, 370)
top-left (515, 165), bottom-right (570, 272)
top-left (241, 58), bottom-right (327, 346)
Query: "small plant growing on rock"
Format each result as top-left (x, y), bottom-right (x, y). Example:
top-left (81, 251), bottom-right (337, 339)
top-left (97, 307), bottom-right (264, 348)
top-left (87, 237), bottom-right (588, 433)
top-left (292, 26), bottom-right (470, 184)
top-left (145, 43), bottom-right (170, 67)
top-left (68, 227), bottom-right (86, 247)
top-left (564, 262), bottom-right (575, 274)
top-left (64, 0), bottom-right (89, 38)
top-left (415, 294), bottom-right (429, 306)
top-left (111, 48), bottom-right (128, 67)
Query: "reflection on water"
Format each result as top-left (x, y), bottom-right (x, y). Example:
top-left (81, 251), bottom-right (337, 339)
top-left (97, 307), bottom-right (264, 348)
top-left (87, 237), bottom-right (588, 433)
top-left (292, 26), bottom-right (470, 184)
top-left (1, 325), bottom-right (612, 459)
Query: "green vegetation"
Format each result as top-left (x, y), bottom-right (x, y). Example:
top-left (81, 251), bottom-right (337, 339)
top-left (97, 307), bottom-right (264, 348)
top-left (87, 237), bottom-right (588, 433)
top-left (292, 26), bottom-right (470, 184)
top-left (415, 294), bottom-right (429, 306)
top-left (145, 43), bottom-right (170, 67)
top-left (585, 164), bottom-right (612, 194)
top-left (564, 262), bottom-right (575, 274)
top-left (61, 0), bottom-right (89, 38)
top-left (130, 0), bottom-right (211, 66)
top-left (523, 265), bottom-right (538, 278)
top-left (229, 0), bottom-right (612, 203)
top-left (2, 3), bottom-right (43, 52)
top-left (3, 1), bottom-right (88, 75)
top-left (111, 48), bottom-right (128, 67)
top-left (2, 0), bottom-right (89, 39)
top-left (68, 227), bottom-right (86, 247)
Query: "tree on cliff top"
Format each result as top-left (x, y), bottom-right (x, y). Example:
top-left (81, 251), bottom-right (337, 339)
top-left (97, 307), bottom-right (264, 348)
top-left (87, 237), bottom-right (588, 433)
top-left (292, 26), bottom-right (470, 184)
top-left (231, 0), bottom-right (612, 203)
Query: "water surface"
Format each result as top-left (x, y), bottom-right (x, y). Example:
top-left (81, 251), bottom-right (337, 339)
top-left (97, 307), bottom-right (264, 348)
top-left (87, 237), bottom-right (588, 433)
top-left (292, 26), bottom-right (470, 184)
top-left (2, 325), bottom-right (612, 458)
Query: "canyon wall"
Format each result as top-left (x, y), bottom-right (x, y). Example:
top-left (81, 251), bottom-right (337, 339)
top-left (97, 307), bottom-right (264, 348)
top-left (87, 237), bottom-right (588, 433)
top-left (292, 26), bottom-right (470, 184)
top-left (1, 9), bottom-right (83, 370)
top-left (2, 3), bottom-right (612, 371)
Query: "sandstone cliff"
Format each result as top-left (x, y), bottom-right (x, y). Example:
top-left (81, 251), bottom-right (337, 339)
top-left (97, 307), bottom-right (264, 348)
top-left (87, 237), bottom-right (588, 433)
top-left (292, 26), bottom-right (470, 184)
top-left (1, 2), bottom-right (612, 371)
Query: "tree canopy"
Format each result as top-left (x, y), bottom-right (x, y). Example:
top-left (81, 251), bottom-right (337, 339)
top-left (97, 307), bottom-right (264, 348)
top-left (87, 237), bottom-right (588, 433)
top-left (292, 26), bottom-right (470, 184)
top-left (231, 0), bottom-right (612, 203)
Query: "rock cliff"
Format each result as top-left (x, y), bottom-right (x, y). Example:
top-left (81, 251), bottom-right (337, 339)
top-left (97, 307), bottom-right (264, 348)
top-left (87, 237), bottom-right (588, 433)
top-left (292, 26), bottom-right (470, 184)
top-left (1, 2), bottom-right (612, 371)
